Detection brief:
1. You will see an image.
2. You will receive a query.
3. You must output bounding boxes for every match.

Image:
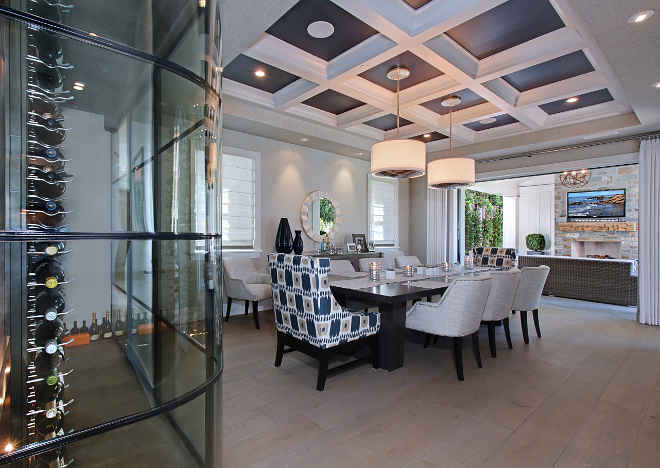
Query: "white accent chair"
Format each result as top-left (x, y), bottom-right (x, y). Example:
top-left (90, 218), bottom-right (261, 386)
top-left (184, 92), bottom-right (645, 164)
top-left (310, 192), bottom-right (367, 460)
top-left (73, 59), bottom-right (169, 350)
top-left (405, 274), bottom-right (492, 381)
top-left (395, 256), bottom-right (422, 268)
top-left (481, 268), bottom-right (521, 357)
top-left (511, 265), bottom-right (550, 344)
top-left (381, 250), bottom-right (404, 268)
top-left (358, 257), bottom-right (388, 272)
top-left (329, 260), bottom-right (357, 275)
top-left (222, 257), bottom-right (271, 329)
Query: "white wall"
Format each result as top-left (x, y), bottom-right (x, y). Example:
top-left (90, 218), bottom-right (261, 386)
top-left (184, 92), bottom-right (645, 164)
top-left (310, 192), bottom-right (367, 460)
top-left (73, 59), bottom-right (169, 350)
top-left (502, 196), bottom-right (518, 249)
top-left (518, 184), bottom-right (555, 253)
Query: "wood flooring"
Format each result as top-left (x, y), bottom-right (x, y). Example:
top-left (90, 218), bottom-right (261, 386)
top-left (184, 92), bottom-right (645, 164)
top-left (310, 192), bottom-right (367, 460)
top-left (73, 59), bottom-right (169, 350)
top-left (222, 306), bottom-right (660, 468)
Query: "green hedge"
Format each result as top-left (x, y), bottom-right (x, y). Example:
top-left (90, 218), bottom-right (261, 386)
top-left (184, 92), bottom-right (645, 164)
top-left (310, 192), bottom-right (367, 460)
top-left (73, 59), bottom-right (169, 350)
top-left (465, 190), bottom-right (503, 252)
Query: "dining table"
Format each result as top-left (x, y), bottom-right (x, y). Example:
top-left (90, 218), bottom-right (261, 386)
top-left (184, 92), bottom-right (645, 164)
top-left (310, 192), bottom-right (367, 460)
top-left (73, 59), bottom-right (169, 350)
top-left (329, 268), bottom-right (489, 371)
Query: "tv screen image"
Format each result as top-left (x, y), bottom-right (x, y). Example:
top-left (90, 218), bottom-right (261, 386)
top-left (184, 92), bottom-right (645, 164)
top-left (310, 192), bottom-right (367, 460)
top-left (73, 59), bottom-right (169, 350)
top-left (567, 189), bottom-right (626, 218)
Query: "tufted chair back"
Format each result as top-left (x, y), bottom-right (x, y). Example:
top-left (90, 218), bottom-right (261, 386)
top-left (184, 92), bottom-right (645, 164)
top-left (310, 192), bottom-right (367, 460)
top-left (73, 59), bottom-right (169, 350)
top-left (268, 254), bottom-right (379, 349)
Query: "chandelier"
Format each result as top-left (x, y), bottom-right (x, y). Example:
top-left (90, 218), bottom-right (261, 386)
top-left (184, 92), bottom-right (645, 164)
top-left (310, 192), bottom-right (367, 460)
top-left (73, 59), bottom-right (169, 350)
top-left (427, 96), bottom-right (475, 189)
top-left (560, 169), bottom-right (591, 188)
top-left (371, 66), bottom-right (426, 179)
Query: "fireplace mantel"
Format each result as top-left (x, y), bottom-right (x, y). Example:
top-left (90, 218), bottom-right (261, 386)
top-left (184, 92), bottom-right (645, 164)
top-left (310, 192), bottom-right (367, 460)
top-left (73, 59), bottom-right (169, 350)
top-left (557, 222), bottom-right (637, 232)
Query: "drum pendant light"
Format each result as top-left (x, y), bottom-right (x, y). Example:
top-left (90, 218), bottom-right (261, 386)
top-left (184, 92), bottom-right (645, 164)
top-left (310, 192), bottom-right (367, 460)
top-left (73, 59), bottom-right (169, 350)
top-left (371, 67), bottom-right (426, 179)
top-left (427, 96), bottom-right (475, 189)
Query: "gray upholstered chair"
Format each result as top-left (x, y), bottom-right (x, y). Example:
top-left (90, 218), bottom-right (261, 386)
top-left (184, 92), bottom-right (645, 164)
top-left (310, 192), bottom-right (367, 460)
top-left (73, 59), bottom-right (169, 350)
top-left (511, 265), bottom-right (550, 344)
top-left (395, 255), bottom-right (422, 268)
top-left (222, 257), bottom-right (271, 329)
top-left (481, 268), bottom-right (521, 357)
top-left (358, 257), bottom-right (388, 272)
top-left (405, 274), bottom-right (492, 381)
top-left (381, 250), bottom-right (404, 268)
top-left (329, 259), bottom-right (356, 274)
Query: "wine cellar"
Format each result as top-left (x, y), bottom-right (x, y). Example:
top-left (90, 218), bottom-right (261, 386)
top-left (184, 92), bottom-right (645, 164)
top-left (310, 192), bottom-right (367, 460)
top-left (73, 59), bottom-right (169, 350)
top-left (0, 1), bottom-right (223, 467)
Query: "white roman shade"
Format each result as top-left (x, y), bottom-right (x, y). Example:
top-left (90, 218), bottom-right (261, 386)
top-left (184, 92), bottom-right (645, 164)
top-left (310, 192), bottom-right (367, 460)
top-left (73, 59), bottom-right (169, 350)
top-left (369, 179), bottom-right (397, 247)
top-left (221, 153), bottom-right (255, 249)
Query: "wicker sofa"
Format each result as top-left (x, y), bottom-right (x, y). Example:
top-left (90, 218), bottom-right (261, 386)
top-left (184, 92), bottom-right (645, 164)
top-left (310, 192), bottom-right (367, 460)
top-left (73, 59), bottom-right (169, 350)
top-left (518, 255), bottom-right (637, 306)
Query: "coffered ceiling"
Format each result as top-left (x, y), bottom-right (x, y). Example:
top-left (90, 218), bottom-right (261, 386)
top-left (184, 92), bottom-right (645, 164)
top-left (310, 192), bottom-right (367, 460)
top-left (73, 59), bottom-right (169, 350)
top-left (222, 0), bottom-right (659, 162)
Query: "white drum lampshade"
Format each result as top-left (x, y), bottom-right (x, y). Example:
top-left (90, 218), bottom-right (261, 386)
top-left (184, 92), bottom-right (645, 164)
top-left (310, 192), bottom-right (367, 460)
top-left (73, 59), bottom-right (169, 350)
top-left (371, 139), bottom-right (426, 179)
top-left (427, 157), bottom-right (475, 189)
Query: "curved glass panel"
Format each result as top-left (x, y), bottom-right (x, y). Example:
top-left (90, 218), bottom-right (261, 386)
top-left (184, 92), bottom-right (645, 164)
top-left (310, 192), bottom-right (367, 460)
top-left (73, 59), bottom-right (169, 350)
top-left (0, 3), bottom-right (223, 467)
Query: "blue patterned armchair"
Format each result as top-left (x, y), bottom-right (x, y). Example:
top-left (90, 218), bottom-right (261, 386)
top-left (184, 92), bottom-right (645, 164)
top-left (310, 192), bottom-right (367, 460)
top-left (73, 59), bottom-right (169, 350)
top-left (472, 247), bottom-right (517, 269)
top-left (268, 253), bottom-right (380, 391)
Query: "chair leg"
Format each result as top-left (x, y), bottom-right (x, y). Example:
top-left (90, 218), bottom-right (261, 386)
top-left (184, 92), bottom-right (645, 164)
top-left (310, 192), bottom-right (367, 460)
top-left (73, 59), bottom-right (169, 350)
top-left (452, 337), bottom-right (464, 381)
top-left (225, 297), bottom-right (232, 322)
top-left (487, 322), bottom-right (497, 358)
top-left (472, 331), bottom-right (482, 368)
top-left (532, 309), bottom-right (541, 338)
top-left (521, 311), bottom-right (529, 344)
top-left (371, 334), bottom-right (380, 369)
top-left (253, 301), bottom-right (260, 330)
top-left (424, 333), bottom-right (432, 348)
top-left (244, 300), bottom-right (249, 316)
top-left (433, 335), bottom-right (439, 344)
top-left (511, 310), bottom-right (517, 314)
top-left (503, 317), bottom-right (513, 349)
top-left (274, 333), bottom-right (284, 367)
top-left (317, 349), bottom-right (329, 391)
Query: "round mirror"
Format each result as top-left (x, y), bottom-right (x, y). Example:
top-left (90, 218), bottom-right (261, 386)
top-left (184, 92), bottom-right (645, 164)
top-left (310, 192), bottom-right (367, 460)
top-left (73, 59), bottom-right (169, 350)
top-left (300, 190), bottom-right (341, 242)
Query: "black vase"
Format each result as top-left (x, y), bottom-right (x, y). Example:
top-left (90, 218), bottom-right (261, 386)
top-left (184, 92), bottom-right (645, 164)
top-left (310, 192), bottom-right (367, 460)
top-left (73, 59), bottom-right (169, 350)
top-left (293, 230), bottom-right (304, 255)
top-left (275, 218), bottom-right (293, 253)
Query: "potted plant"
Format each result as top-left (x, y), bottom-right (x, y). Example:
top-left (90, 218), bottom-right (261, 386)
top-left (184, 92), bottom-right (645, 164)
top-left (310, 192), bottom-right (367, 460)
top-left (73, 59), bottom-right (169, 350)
top-left (526, 234), bottom-right (546, 255)
top-left (385, 268), bottom-right (396, 279)
top-left (416, 264), bottom-right (427, 275)
top-left (427, 264), bottom-right (439, 275)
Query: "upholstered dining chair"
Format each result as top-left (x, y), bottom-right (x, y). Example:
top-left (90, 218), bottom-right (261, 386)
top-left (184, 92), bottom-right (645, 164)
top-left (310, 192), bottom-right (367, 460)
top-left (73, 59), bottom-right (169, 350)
top-left (358, 257), bottom-right (387, 272)
top-left (511, 265), bottom-right (550, 344)
top-left (394, 255), bottom-right (422, 268)
top-left (268, 254), bottom-right (381, 391)
top-left (405, 274), bottom-right (492, 381)
top-left (481, 268), bottom-right (521, 358)
top-left (329, 259), bottom-right (356, 274)
top-left (222, 257), bottom-right (271, 330)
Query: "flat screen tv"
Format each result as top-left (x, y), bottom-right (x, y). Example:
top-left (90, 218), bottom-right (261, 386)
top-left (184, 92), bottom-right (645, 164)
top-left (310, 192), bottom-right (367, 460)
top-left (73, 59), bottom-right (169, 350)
top-left (567, 189), bottom-right (626, 219)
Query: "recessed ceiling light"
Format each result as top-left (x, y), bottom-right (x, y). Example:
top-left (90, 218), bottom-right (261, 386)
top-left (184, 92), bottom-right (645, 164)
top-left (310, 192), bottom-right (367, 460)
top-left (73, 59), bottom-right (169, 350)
top-left (566, 97), bottom-right (579, 103)
top-left (423, 133), bottom-right (431, 138)
top-left (356, 152), bottom-right (364, 155)
top-left (307, 21), bottom-right (334, 39)
top-left (652, 81), bottom-right (660, 88)
top-left (629, 10), bottom-right (654, 23)
top-left (479, 117), bottom-right (497, 124)
top-left (74, 81), bottom-right (85, 87)
top-left (73, 85), bottom-right (84, 91)
top-left (89, 32), bottom-right (98, 37)
top-left (300, 138), bottom-right (308, 142)
top-left (254, 70), bottom-right (265, 77)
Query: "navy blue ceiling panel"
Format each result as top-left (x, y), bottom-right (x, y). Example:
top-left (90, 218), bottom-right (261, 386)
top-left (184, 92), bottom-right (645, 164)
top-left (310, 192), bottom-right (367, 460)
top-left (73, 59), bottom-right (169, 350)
top-left (359, 51), bottom-right (444, 92)
top-left (223, 55), bottom-right (299, 94)
top-left (402, 0), bottom-right (435, 9)
top-left (302, 90), bottom-right (365, 114)
top-left (445, 0), bottom-right (565, 60)
top-left (266, 0), bottom-right (378, 62)
top-left (463, 114), bottom-right (519, 131)
top-left (408, 131), bottom-right (448, 142)
top-left (502, 51), bottom-right (595, 92)
top-left (420, 89), bottom-right (487, 115)
top-left (364, 114), bottom-right (414, 131)
top-left (539, 89), bottom-right (614, 115)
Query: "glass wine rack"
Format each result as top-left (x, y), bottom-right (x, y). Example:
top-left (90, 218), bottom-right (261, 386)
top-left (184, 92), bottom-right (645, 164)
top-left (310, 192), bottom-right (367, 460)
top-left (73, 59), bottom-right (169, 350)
top-left (0, 1), bottom-right (223, 467)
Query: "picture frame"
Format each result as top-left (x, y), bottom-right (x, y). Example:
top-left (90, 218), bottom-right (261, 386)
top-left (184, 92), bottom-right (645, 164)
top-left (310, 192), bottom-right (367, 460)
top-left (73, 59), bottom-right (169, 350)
top-left (352, 234), bottom-right (367, 252)
top-left (346, 243), bottom-right (357, 252)
top-left (367, 241), bottom-right (375, 252)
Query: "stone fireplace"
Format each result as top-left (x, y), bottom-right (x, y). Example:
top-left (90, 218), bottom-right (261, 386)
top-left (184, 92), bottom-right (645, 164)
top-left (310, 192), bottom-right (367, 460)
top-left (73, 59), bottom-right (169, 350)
top-left (571, 240), bottom-right (622, 259)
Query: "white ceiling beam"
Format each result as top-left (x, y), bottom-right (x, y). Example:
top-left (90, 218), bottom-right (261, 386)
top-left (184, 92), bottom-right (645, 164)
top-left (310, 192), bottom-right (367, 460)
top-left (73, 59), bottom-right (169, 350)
top-left (223, 79), bottom-right (275, 108)
top-left (285, 104), bottom-right (339, 126)
top-left (515, 71), bottom-right (610, 108)
top-left (337, 105), bottom-right (385, 128)
top-left (273, 79), bottom-right (321, 109)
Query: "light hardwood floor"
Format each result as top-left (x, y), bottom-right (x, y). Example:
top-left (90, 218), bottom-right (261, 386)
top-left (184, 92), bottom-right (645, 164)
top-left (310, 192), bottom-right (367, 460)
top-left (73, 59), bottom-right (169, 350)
top-left (222, 306), bottom-right (660, 468)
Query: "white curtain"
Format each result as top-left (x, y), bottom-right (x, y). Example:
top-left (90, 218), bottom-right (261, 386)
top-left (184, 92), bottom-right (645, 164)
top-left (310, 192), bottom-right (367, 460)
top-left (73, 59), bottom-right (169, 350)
top-left (427, 188), bottom-right (458, 264)
top-left (639, 138), bottom-right (660, 325)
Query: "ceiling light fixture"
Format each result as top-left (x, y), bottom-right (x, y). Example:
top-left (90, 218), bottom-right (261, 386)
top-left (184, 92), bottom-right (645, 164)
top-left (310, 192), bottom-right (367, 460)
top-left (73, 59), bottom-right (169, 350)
top-left (356, 152), bottom-right (364, 155)
top-left (566, 97), bottom-right (579, 103)
top-left (479, 117), bottom-right (496, 125)
top-left (300, 138), bottom-right (308, 141)
top-left (307, 21), bottom-right (334, 38)
top-left (72, 85), bottom-right (84, 91)
top-left (371, 67), bottom-right (426, 179)
top-left (423, 133), bottom-right (431, 138)
top-left (629, 10), bottom-right (653, 23)
top-left (427, 96), bottom-right (475, 189)
top-left (254, 70), bottom-right (265, 77)
top-left (652, 81), bottom-right (660, 88)
top-left (74, 81), bottom-right (85, 87)
top-left (560, 169), bottom-right (591, 188)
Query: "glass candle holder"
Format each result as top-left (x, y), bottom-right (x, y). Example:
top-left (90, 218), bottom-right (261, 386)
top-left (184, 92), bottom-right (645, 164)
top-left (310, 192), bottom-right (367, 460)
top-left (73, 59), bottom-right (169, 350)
top-left (403, 265), bottom-right (414, 277)
top-left (442, 262), bottom-right (452, 272)
top-left (368, 262), bottom-right (381, 281)
top-left (464, 255), bottom-right (474, 270)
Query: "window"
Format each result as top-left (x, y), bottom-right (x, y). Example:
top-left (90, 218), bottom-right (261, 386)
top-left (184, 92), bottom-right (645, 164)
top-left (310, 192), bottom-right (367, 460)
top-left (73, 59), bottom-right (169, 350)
top-left (369, 177), bottom-right (398, 247)
top-left (221, 148), bottom-right (261, 252)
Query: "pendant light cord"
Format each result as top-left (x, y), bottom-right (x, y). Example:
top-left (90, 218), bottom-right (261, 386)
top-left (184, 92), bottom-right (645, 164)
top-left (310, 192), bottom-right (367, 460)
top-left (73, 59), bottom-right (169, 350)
top-left (449, 100), bottom-right (452, 158)
top-left (396, 74), bottom-right (400, 140)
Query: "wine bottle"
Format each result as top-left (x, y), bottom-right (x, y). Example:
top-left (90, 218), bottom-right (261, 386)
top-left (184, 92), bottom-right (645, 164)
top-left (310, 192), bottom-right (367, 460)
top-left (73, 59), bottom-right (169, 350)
top-left (38, 447), bottom-right (66, 468)
top-left (34, 58), bottom-right (63, 92)
top-left (69, 321), bottom-right (79, 335)
top-left (32, 241), bottom-right (66, 257)
top-left (29, 169), bottom-right (67, 199)
top-left (29, 114), bottom-right (66, 146)
top-left (79, 320), bottom-right (88, 334)
top-left (89, 313), bottom-right (100, 341)
top-left (114, 309), bottom-right (125, 337)
top-left (34, 352), bottom-right (62, 380)
top-left (28, 201), bottom-right (67, 229)
top-left (29, 0), bottom-right (63, 24)
top-left (131, 310), bottom-right (138, 335)
top-left (34, 261), bottom-right (65, 289)
top-left (35, 319), bottom-right (65, 351)
top-left (30, 97), bottom-right (60, 119)
top-left (28, 146), bottom-right (66, 165)
top-left (35, 380), bottom-right (65, 407)
top-left (62, 322), bottom-right (68, 335)
top-left (36, 29), bottom-right (63, 61)
top-left (35, 411), bottom-right (63, 438)
top-left (31, 255), bottom-right (62, 271)
top-left (101, 311), bottom-right (112, 339)
top-left (35, 289), bottom-right (65, 319)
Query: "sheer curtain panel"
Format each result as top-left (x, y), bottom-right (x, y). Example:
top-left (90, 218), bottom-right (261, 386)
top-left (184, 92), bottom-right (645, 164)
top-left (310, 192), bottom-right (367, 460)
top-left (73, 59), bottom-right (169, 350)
top-left (639, 138), bottom-right (660, 325)
top-left (427, 188), bottom-right (458, 265)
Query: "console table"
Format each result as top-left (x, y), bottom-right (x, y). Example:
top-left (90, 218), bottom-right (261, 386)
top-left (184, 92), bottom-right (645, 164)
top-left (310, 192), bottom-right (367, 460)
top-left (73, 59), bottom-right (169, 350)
top-left (305, 251), bottom-right (382, 271)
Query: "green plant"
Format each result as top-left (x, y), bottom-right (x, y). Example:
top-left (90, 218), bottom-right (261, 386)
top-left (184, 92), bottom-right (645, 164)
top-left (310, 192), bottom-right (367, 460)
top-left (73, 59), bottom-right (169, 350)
top-left (319, 198), bottom-right (335, 233)
top-left (464, 190), bottom-right (503, 251)
top-left (526, 234), bottom-right (546, 251)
